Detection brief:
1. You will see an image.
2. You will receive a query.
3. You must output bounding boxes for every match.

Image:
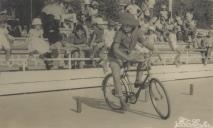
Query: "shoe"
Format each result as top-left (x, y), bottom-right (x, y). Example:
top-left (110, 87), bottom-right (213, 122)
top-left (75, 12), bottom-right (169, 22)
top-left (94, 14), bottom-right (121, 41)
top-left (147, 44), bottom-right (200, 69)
top-left (120, 97), bottom-right (129, 111)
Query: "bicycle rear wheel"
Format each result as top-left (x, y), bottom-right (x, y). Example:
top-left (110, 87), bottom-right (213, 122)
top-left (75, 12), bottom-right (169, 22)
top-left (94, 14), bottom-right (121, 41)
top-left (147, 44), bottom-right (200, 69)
top-left (102, 74), bottom-right (128, 110)
top-left (149, 78), bottom-right (170, 119)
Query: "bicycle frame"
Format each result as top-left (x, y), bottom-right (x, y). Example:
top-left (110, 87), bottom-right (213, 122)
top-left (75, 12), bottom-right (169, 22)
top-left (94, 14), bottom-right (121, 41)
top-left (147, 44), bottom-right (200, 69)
top-left (120, 62), bottom-right (151, 104)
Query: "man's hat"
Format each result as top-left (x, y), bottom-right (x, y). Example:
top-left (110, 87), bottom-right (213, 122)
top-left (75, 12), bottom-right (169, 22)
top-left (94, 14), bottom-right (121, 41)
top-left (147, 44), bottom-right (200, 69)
top-left (117, 13), bottom-right (139, 27)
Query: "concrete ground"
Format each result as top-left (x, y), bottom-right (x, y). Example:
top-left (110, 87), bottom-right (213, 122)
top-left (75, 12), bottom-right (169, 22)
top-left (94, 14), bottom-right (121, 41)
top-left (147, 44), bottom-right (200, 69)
top-left (0, 78), bottom-right (213, 128)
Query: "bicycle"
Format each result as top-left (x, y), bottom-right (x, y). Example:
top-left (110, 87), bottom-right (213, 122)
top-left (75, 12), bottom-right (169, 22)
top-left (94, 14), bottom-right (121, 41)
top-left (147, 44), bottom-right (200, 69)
top-left (102, 53), bottom-right (170, 119)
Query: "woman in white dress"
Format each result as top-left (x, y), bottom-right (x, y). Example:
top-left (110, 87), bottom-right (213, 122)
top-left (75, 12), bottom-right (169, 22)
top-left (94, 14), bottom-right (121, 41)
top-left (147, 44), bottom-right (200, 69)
top-left (28, 18), bottom-right (50, 55)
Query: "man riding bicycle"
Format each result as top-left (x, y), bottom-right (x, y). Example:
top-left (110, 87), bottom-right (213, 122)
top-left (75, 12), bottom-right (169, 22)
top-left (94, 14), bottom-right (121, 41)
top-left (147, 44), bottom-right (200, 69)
top-left (108, 13), bottom-right (155, 110)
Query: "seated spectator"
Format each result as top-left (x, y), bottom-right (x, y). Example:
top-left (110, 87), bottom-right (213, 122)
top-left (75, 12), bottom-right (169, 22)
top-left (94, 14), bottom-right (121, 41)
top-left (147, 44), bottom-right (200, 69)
top-left (0, 16), bottom-right (14, 63)
top-left (138, 13), bottom-right (150, 34)
top-left (28, 18), bottom-right (50, 56)
top-left (61, 6), bottom-right (77, 30)
top-left (159, 4), bottom-right (169, 20)
top-left (7, 19), bottom-right (22, 37)
top-left (21, 25), bottom-right (28, 37)
top-left (141, 0), bottom-right (152, 18)
top-left (174, 16), bottom-right (184, 42)
top-left (44, 21), bottom-right (63, 70)
top-left (64, 25), bottom-right (89, 69)
top-left (89, 1), bottom-right (99, 16)
top-left (193, 32), bottom-right (203, 49)
top-left (146, 26), bottom-right (158, 46)
top-left (155, 16), bottom-right (169, 42)
top-left (183, 12), bottom-right (197, 44)
top-left (125, 0), bottom-right (141, 19)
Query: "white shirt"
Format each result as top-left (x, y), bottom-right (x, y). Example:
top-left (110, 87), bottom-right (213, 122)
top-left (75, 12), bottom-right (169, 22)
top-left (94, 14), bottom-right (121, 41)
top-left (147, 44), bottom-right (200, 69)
top-left (0, 27), bottom-right (11, 50)
top-left (104, 29), bottom-right (115, 48)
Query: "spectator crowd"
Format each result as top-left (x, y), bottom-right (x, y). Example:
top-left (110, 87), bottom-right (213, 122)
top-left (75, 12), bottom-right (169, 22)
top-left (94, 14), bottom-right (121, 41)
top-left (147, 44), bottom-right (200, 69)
top-left (0, 0), bottom-right (213, 70)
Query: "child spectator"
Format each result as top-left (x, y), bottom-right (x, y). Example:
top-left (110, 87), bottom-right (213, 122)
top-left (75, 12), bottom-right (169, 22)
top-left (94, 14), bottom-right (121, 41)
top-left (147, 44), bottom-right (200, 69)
top-left (0, 16), bottom-right (14, 63)
top-left (28, 18), bottom-right (50, 56)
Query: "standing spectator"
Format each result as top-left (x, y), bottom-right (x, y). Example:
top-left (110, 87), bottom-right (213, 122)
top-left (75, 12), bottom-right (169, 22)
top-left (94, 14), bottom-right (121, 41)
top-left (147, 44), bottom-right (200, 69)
top-left (0, 15), bottom-right (14, 64)
top-left (103, 20), bottom-right (116, 49)
top-left (201, 31), bottom-right (213, 65)
top-left (78, 13), bottom-right (91, 43)
top-left (90, 17), bottom-right (107, 71)
top-left (167, 27), bottom-right (181, 66)
top-left (28, 18), bottom-right (50, 56)
top-left (125, 0), bottom-right (141, 19)
top-left (183, 12), bottom-right (197, 44)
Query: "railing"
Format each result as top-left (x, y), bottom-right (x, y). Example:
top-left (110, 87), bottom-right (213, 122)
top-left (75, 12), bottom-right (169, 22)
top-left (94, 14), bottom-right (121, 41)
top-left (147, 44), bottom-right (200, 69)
top-left (0, 49), bottom-right (209, 72)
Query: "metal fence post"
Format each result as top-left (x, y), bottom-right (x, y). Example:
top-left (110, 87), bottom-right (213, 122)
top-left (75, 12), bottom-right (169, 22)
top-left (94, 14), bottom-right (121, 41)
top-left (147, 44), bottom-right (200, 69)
top-left (68, 53), bottom-right (72, 69)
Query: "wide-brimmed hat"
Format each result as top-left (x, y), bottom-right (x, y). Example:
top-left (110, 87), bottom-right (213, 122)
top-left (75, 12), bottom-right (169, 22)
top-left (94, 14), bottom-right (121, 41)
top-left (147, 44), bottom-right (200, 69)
top-left (117, 13), bottom-right (139, 27)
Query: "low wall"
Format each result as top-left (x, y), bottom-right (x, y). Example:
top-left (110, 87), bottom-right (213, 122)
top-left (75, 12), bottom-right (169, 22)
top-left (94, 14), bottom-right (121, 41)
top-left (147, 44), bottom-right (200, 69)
top-left (0, 64), bottom-right (213, 96)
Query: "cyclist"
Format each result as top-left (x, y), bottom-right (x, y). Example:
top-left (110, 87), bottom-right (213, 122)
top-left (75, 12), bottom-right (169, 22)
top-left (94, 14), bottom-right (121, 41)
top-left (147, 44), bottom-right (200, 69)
top-left (108, 13), bottom-right (155, 110)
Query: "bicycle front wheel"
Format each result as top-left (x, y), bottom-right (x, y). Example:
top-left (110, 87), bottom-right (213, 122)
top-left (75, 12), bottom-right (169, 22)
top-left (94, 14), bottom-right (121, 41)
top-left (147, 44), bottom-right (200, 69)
top-left (102, 74), bottom-right (128, 110)
top-left (149, 78), bottom-right (170, 119)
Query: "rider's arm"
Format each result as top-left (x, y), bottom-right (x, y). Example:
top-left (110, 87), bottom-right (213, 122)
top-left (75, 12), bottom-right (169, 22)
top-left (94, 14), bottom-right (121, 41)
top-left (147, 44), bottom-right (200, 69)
top-left (112, 43), bottom-right (130, 61)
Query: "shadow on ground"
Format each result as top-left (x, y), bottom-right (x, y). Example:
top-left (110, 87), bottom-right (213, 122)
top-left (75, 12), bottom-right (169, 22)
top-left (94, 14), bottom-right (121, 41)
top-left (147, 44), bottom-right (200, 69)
top-left (72, 96), bottom-right (161, 120)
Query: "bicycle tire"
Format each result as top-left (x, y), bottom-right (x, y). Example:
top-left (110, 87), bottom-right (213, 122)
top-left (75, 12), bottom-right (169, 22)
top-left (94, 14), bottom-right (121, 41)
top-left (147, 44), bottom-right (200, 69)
top-left (149, 78), bottom-right (170, 119)
top-left (102, 74), bottom-right (128, 110)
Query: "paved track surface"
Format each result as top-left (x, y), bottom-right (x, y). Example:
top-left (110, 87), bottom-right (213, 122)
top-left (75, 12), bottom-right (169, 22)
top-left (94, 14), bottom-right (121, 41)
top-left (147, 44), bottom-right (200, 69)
top-left (0, 78), bottom-right (213, 128)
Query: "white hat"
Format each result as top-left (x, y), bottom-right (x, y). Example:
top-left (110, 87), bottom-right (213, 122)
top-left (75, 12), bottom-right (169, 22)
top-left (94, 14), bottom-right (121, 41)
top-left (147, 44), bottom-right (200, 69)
top-left (32, 18), bottom-right (42, 25)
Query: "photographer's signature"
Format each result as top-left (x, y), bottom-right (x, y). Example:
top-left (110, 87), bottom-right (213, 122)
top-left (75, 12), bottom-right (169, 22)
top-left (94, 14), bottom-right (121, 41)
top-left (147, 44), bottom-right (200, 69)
top-left (175, 117), bottom-right (213, 128)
